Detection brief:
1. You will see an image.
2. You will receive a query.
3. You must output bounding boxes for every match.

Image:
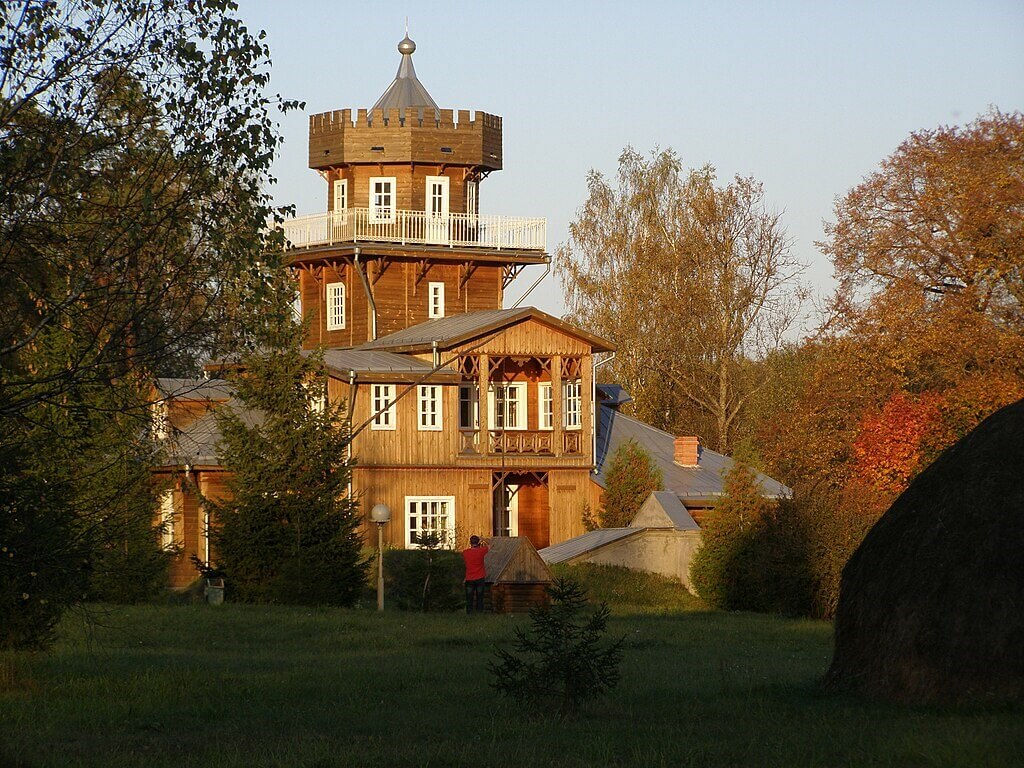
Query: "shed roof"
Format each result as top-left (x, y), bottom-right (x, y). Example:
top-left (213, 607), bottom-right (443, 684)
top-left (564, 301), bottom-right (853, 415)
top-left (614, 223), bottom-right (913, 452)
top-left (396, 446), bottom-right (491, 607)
top-left (595, 406), bottom-right (791, 504)
top-left (357, 307), bottom-right (615, 354)
top-left (483, 537), bottom-right (554, 584)
top-left (538, 528), bottom-right (643, 564)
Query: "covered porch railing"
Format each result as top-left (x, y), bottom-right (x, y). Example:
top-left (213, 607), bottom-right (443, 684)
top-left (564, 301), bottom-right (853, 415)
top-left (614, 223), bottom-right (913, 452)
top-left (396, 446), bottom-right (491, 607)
top-left (280, 209), bottom-right (547, 251)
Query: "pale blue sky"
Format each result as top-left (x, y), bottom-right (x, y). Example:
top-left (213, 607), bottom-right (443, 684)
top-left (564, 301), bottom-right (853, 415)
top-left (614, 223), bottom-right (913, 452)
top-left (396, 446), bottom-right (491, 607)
top-left (241, 0), bottom-right (1023, 328)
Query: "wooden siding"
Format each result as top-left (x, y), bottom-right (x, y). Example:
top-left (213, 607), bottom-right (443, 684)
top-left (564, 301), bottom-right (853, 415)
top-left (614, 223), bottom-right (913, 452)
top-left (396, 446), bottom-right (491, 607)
top-left (327, 166), bottom-right (480, 216)
top-left (352, 466), bottom-right (493, 549)
top-left (308, 108), bottom-right (502, 172)
top-left (300, 260), bottom-right (504, 349)
top-left (486, 583), bottom-right (548, 613)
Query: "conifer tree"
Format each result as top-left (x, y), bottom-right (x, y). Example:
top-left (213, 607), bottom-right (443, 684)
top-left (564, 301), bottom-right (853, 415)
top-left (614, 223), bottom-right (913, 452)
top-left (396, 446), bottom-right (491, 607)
top-left (206, 343), bottom-right (366, 606)
top-left (600, 440), bottom-right (662, 528)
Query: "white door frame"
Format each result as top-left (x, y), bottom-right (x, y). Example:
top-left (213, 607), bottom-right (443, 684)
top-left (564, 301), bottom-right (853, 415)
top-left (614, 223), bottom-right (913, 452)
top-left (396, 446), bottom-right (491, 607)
top-left (425, 175), bottom-right (450, 244)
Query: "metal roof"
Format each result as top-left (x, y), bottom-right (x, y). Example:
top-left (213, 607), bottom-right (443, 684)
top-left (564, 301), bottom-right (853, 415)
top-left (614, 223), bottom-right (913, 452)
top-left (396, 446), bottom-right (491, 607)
top-left (371, 36), bottom-right (440, 114)
top-left (630, 491), bottom-right (700, 531)
top-left (156, 398), bottom-right (261, 468)
top-left (319, 349), bottom-right (458, 380)
top-left (596, 384), bottom-right (632, 406)
top-left (538, 528), bottom-right (643, 564)
top-left (357, 307), bottom-right (615, 354)
top-left (594, 406), bottom-right (791, 503)
top-left (154, 378), bottom-right (232, 401)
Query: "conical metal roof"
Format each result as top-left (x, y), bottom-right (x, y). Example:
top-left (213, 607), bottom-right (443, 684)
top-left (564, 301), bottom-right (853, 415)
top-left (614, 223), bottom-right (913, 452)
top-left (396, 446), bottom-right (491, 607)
top-left (371, 35), bottom-right (439, 113)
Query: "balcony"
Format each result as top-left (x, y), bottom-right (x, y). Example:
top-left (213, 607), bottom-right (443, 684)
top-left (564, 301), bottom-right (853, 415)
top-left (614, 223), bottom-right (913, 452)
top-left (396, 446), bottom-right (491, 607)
top-left (459, 430), bottom-right (583, 456)
top-left (280, 209), bottom-right (547, 252)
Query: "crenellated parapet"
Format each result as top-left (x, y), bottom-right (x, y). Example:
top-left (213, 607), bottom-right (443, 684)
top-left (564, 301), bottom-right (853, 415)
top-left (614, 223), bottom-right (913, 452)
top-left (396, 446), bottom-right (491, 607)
top-left (309, 107), bottom-right (502, 171)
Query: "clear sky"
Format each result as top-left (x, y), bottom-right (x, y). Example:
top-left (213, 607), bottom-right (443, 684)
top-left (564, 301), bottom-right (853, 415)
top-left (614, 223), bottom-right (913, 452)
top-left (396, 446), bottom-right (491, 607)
top-left (240, 0), bottom-right (1023, 329)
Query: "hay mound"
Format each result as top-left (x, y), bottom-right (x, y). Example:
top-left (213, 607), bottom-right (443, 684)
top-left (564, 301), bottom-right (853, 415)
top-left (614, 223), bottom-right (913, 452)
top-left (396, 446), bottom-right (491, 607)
top-left (825, 399), bottom-right (1024, 704)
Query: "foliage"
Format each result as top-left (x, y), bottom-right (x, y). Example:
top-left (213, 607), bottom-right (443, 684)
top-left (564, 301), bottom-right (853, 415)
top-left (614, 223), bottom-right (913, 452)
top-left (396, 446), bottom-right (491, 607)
top-left (490, 577), bottom-right (624, 717)
top-left (0, 1), bottom-right (294, 648)
top-left (599, 439), bottom-right (663, 528)
top-left (207, 343), bottom-right (366, 606)
top-left (553, 563), bottom-right (704, 613)
top-left (852, 392), bottom-right (945, 495)
top-left (382, 548), bottom-right (464, 612)
top-left (580, 502), bottom-right (599, 532)
top-left (823, 109), bottom-right (1024, 324)
top-left (557, 148), bottom-right (806, 451)
top-left (691, 460), bottom-right (811, 615)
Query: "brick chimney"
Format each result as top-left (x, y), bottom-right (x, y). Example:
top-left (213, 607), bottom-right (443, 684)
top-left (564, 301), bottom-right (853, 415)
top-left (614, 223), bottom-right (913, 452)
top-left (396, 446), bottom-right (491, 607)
top-left (674, 436), bottom-right (701, 467)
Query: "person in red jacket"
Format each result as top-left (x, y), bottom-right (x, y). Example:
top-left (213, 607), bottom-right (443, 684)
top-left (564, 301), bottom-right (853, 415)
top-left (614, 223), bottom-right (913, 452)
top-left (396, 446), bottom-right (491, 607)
top-left (462, 535), bottom-right (489, 614)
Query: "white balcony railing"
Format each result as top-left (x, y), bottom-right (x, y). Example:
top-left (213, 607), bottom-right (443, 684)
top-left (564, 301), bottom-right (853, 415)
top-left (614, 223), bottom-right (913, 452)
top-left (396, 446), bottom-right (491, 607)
top-left (280, 209), bottom-right (547, 252)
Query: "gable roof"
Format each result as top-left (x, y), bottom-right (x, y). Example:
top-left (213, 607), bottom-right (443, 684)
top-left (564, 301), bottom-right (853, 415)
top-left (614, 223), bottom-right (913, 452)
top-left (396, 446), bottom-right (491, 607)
top-left (630, 491), bottom-right (700, 530)
top-left (595, 406), bottom-right (791, 504)
top-left (357, 307), bottom-right (615, 354)
top-left (483, 537), bottom-right (553, 584)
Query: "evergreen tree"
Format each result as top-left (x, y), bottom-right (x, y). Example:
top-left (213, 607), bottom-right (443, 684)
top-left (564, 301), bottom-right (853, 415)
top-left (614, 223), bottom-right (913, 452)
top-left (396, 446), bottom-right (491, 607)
top-left (600, 440), bottom-right (662, 528)
top-left (207, 344), bottom-right (366, 606)
top-left (490, 577), bottom-right (624, 717)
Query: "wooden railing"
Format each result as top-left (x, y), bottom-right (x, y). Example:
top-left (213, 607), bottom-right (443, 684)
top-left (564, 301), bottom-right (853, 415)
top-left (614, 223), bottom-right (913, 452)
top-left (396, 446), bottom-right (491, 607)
top-left (280, 209), bottom-right (547, 251)
top-left (458, 429), bottom-right (584, 456)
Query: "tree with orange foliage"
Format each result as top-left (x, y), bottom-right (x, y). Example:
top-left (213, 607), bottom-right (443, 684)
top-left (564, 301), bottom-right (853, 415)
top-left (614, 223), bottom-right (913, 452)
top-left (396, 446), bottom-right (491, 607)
top-left (852, 392), bottom-right (945, 496)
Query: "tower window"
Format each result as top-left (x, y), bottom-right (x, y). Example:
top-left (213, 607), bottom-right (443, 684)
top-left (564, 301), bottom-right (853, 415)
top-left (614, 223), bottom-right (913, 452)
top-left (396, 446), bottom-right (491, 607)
top-left (326, 282), bottom-right (345, 330)
top-left (369, 177), bottom-right (396, 223)
top-left (428, 282), bottom-right (445, 318)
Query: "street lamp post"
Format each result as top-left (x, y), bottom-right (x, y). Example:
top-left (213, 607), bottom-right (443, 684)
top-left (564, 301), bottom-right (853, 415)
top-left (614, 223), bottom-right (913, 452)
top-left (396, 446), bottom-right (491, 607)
top-left (370, 503), bottom-right (391, 611)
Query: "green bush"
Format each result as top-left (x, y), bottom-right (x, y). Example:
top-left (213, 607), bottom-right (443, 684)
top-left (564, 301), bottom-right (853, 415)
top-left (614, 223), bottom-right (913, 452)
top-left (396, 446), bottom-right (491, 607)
top-left (383, 549), bottom-right (464, 612)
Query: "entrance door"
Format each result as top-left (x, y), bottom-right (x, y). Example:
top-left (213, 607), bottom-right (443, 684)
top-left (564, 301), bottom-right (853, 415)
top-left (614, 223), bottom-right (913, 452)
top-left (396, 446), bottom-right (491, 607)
top-left (425, 176), bottom-right (450, 244)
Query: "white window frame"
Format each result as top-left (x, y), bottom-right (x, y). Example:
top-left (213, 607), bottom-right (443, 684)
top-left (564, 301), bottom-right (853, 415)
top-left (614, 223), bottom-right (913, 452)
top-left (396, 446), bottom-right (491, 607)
top-left (159, 490), bottom-right (176, 550)
top-left (326, 282), bottom-right (345, 331)
top-left (369, 176), bottom-right (396, 223)
top-left (371, 384), bottom-right (396, 431)
top-left (488, 382), bottom-right (528, 431)
top-left (291, 289), bottom-right (303, 324)
top-left (405, 496), bottom-right (456, 549)
top-left (332, 178), bottom-right (348, 215)
top-left (428, 281), bottom-right (445, 319)
top-left (538, 382), bottom-right (553, 430)
top-left (563, 380), bottom-right (583, 430)
top-left (417, 384), bottom-right (443, 431)
top-left (466, 180), bottom-right (478, 216)
top-left (459, 384), bottom-right (479, 431)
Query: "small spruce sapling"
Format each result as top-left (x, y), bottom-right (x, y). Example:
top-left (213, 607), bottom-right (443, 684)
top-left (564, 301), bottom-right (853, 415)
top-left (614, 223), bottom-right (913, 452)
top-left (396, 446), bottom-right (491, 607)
top-left (490, 577), bottom-right (624, 717)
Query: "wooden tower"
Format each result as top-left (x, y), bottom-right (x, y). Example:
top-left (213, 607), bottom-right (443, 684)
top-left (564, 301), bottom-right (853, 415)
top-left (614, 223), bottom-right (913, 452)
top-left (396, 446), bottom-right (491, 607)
top-left (286, 35), bottom-right (549, 349)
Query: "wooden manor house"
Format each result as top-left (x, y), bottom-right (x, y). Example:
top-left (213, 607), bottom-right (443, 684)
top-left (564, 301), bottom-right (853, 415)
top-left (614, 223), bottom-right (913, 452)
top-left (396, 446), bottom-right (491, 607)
top-left (153, 36), bottom-right (788, 589)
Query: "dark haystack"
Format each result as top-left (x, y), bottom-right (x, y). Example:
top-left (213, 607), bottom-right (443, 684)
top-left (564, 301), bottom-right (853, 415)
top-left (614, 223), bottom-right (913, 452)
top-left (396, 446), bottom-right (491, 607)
top-left (825, 399), bottom-right (1024, 704)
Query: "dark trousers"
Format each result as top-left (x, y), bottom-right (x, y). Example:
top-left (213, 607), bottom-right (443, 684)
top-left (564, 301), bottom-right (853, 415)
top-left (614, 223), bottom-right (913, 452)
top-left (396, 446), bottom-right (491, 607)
top-left (465, 578), bottom-right (486, 614)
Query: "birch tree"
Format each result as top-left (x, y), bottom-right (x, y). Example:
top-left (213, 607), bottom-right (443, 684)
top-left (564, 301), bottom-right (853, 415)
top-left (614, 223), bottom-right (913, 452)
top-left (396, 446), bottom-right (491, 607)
top-left (557, 148), bottom-right (806, 452)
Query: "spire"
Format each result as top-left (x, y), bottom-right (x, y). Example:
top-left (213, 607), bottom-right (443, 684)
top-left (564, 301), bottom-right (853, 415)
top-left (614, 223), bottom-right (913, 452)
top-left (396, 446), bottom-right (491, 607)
top-left (371, 34), bottom-right (440, 113)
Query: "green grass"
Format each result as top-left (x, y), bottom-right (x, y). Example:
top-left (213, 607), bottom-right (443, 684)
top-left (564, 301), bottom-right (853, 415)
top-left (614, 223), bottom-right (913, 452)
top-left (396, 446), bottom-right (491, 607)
top-left (1, 566), bottom-right (1021, 767)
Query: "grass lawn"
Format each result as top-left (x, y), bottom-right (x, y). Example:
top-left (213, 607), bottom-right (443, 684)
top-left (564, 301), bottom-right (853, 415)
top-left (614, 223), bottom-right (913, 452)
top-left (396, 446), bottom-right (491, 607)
top-left (1, 565), bottom-right (1021, 768)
